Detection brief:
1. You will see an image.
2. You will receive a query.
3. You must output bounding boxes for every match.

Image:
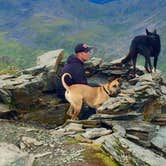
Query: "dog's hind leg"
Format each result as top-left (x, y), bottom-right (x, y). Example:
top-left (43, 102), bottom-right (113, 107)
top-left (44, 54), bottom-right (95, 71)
top-left (148, 58), bottom-right (152, 73)
top-left (143, 49), bottom-right (152, 73)
top-left (145, 55), bottom-right (152, 73)
top-left (69, 97), bottom-right (83, 120)
top-left (153, 56), bottom-right (158, 72)
top-left (72, 103), bottom-right (82, 120)
top-left (145, 58), bottom-right (150, 73)
top-left (132, 53), bottom-right (137, 77)
top-left (67, 105), bottom-right (74, 117)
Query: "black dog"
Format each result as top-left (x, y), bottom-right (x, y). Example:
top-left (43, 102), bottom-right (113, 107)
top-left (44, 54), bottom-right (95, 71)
top-left (121, 29), bottom-right (161, 76)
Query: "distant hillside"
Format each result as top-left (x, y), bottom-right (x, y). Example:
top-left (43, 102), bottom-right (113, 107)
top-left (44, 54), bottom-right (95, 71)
top-left (0, 0), bottom-right (165, 74)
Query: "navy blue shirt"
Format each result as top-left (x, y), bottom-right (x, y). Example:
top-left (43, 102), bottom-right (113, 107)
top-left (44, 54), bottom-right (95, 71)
top-left (56, 54), bottom-right (87, 99)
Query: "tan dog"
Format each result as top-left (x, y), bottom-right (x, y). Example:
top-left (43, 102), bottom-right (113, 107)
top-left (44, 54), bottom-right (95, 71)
top-left (62, 73), bottom-right (121, 120)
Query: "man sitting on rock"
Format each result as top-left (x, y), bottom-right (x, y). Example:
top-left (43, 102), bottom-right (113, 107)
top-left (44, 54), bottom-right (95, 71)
top-left (56, 43), bottom-right (96, 119)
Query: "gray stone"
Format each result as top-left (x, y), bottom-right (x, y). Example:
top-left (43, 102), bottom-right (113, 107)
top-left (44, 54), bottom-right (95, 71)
top-left (152, 72), bottom-right (162, 82)
top-left (99, 62), bottom-right (110, 70)
top-left (151, 126), bottom-right (166, 155)
top-left (125, 121), bottom-right (157, 147)
top-left (36, 49), bottom-right (64, 69)
top-left (21, 136), bottom-right (43, 148)
top-left (161, 85), bottom-right (166, 94)
top-left (129, 73), bottom-right (153, 85)
top-left (161, 77), bottom-right (166, 85)
top-left (134, 85), bottom-right (150, 92)
top-left (85, 57), bottom-right (102, 67)
top-left (82, 128), bottom-right (112, 139)
top-left (0, 89), bottom-right (11, 104)
top-left (0, 143), bottom-right (34, 166)
top-left (22, 65), bottom-right (46, 76)
top-left (101, 68), bottom-right (129, 76)
top-left (0, 103), bottom-right (10, 113)
top-left (110, 57), bottom-right (125, 65)
top-left (101, 120), bottom-right (157, 147)
top-left (120, 88), bottom-right (135, 95)
top-left (64, 123), bottom-right (84, 132)
top-left (94, 134), bottom-right (112, 144)
top-left (90, 112), bottom-right (142, 121)
top-left (112, 124), bottom-right (126, 137)
top-left (23, 103), bottom-right (68, 126)
top-left (97, 96), bottom-right (135, 113)
top-left (152, 114), bottom-right (166, 125)
top-left (145, 87), bottom-right (158, 96)
top-left (103, 134), bottom-right (166, 166)
top-left (139, 73), bottom-right (153, 82)
top-left (0, 103), bottom-right (12, 118)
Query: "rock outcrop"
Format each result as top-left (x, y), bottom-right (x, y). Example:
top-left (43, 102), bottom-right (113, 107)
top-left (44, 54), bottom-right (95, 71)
top-left (0, 49), bottom-right (63, 106)
top-left (0, 49), bottom-right (68, 126)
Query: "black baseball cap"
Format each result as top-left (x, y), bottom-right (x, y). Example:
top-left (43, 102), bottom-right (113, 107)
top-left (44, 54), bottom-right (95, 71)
top-left (75, 43), bottom-right (93, 53)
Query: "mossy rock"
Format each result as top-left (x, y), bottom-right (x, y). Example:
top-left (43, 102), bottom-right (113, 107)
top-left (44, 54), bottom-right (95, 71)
top-left (84, 144), bottom-right (120, 166)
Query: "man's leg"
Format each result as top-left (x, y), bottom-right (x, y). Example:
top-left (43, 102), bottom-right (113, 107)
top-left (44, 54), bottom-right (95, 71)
top-left (79, 104), bottom-right (96, 120)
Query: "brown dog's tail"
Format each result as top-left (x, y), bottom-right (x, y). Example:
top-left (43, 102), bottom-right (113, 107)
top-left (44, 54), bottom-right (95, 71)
top-left (61, 73), bottom-right (72, 91)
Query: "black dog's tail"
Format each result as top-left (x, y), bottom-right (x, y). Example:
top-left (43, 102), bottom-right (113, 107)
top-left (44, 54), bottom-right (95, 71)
top-left (121, 40), bottom-right (136, 65)
top-left (121, 53), bottom-right (131, 65)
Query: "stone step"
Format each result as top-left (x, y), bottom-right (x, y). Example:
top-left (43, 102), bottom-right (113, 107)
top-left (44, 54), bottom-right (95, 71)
top-left (152, 114), bottom-right (166, 126)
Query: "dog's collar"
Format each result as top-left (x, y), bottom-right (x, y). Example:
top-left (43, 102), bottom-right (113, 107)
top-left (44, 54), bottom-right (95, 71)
top-left (103, 86), bottom-right (112, 97)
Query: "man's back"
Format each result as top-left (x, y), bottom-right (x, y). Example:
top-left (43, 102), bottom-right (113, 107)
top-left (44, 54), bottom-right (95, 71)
top-left (56, 54), bottom-right (87, 100)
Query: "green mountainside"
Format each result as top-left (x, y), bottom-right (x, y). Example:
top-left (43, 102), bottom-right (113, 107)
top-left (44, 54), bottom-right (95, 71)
top-left (0, 0), bottom-right (165, 73)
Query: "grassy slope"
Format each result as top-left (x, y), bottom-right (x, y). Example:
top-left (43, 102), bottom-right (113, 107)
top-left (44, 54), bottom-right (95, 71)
top-left (0, 32), bottom-right (44, 69)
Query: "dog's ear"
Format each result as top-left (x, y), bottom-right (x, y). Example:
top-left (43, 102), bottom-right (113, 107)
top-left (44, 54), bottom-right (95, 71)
top-left (153, 29), bottom-right (157, 34)
top-left (146, 28), bottom-right (149, 35)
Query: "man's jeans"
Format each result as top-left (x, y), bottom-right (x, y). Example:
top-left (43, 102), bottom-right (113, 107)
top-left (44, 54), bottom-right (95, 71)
top-left (79, 104), bottom-right (96, 120)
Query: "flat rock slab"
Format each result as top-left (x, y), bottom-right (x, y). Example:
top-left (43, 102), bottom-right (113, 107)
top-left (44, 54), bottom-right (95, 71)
top-left (152, 114), bottom-right (166, 126)
top-left (90, 112), bottom-right (142, 121)
top-left (82, 127), bottom-right (112, 139)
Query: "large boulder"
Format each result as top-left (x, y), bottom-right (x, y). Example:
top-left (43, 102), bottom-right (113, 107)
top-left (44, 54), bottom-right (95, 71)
top-left (36, 49), bottom-right (64, 69)
top-left (36, 49), bottom-right (64, 91)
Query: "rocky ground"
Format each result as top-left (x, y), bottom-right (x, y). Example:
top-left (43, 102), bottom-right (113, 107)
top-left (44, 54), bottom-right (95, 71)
top-left (0, 49), bottom-right (166, 166)
top-left (0, 119), bottom-right (119, 166)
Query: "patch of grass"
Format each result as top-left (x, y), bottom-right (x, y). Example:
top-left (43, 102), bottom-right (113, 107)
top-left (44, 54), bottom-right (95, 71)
top-left (24, 13), bottom-right (72, 33)
top-left (65, 137), bottom-right (80, 144)
top-left (84, 144), bottom-right (120, 166)
top-left (95, 152), bottom-right (119, 166)
top-left (0, 66), bottom-right (18, 75)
